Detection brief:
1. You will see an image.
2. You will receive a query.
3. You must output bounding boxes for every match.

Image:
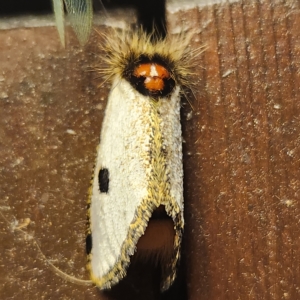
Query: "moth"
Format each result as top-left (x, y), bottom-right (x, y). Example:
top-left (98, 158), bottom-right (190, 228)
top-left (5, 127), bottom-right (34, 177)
top-left (86, 29), bottom-right (196, 291)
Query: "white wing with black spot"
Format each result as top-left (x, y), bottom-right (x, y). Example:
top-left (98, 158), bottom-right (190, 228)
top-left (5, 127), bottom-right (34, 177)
top-left (87, 75), bottom-right (184, 291)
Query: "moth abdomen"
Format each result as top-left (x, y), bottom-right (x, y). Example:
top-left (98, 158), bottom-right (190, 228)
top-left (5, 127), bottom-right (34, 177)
top-left (136, 206), bottom-right (175, 266)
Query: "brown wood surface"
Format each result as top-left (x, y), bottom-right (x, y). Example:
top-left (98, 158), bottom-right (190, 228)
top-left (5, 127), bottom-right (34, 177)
top-left (0, 0), bottom-right (299, 299)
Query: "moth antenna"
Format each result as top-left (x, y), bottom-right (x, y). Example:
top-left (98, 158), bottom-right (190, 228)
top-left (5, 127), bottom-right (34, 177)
top-left (182, 88), bottom-right (195, 111)
top-left (0, 211), bottom-right (92, 287)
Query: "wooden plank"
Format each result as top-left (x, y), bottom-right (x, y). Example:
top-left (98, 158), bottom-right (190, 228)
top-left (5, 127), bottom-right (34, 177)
top-left (0, 0), bottom-right (299, 299)
top-left (181, 0), bottom-right (300, 299)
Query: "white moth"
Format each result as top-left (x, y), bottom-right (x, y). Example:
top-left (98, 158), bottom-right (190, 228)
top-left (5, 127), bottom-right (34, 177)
top-left (86, 30), bottom-right (196, 291)
top-left (52, 0), bottom-right (93, 46)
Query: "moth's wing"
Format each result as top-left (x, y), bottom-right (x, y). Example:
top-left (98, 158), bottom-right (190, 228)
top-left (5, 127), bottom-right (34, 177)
top-left (88, 76), bottom-right (184, 290)
top-left (63, 0), bottom-right (93, 45)
top-left (52, 0), bottom-right (65, 46)
top-left (88, 78), bottom-right (151, 289)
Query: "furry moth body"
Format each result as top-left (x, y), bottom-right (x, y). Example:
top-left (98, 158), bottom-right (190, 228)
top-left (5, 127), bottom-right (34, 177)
top-left (87, 30), bottom-right (196, 291)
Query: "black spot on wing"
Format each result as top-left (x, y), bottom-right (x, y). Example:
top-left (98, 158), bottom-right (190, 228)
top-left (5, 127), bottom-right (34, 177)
top-left (99, 168), bottom-right (109, 193)
top-left (86, 233), bottom-right (92, 255)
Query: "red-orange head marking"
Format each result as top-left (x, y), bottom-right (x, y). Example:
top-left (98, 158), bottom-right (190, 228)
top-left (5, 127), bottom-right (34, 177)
top-left (133, 63), bottom-right (170, 92)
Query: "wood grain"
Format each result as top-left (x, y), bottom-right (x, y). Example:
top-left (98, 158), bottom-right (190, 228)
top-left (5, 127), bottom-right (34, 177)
top-left (0, 0), bottom-right (299, 299)
top-left (181, 1), bottom-right (300, 299)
